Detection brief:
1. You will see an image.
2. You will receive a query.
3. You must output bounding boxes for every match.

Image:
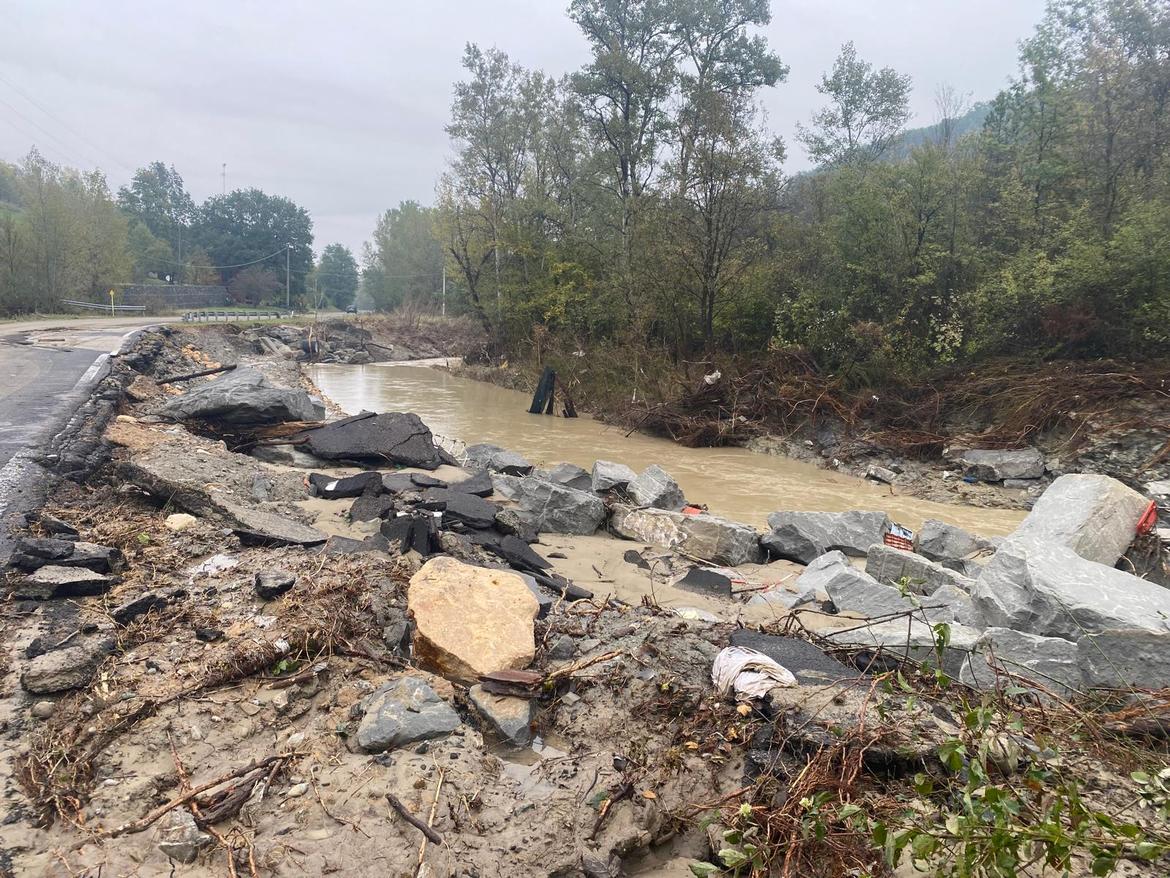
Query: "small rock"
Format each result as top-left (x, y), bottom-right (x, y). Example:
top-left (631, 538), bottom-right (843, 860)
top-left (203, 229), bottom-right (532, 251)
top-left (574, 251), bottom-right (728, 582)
top-left (254, 570), bottom-right (296, 600)
top-left (165, 513), bottom-right (198, 532)
top-left (157, 807), bottom-right (212, 864)
top-left (463, 443), bottom-right (533, 475)
top-left (864, 464), bottom-right (898, 485)
top-left (31, 701), bottom-right (55, 720)
top-left (286, 782), bottom-right (310, 798)
top-left (469, 684), bottom-right (534, 746)
top-left (12, 565), bottom-right (113, 599)
top-left (356, 676), bottom-right (460, 752)
top-left (195, 627), bottom-right (224, 642)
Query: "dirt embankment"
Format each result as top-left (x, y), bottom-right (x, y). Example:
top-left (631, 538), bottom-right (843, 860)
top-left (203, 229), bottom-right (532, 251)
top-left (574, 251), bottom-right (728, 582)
top-left (0, 323), bottom-right (1168, 878)
top-left (452, 347), bottom-right (1170, 511)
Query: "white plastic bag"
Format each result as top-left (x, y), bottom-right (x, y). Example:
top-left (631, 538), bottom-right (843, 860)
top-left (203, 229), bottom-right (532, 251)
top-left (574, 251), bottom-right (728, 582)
top-left (711, 646), bottom-right (797, 700)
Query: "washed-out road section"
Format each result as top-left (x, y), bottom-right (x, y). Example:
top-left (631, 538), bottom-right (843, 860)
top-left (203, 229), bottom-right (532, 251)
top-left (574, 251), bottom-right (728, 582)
top-left (0, 316), bottom-right (161, 554)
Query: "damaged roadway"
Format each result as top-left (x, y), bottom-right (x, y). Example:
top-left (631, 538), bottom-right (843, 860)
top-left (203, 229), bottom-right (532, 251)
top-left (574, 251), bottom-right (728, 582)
top-left (1, 319), bottom-right (1169, 877)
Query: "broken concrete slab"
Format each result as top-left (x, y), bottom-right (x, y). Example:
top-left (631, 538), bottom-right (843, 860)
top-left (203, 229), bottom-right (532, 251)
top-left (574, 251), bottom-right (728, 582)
top-left (970, 539), bottom-right (1170, 640)
top-left (21, 636), bottom-right (115, 694)
top-left (216, 499), bottom-right (328, 546)
top-left (308, 471), bottom-right (384, 499)
top-left (301, 412), bottom-right (450, 469)
top-left (112, 588), bottom-right (185, 625)
top-left (408, 556), bottom-right (540, 685)
top-left (420, 488), bottom-right (499, 530)
top-left (469, 684), bottom-right (534, 746)
top-left (591, 460), bottom-right (637, 493)
top-left (764, 511), bottom-right (891, 558)
top-left (547, 462), bottom-right (593, 492)
top-left (628, 465), bottom-right (686, 510)
top-left (11, 565), bottom-right (114, 599)
top-left (865, 464), bottom-right (898, 485)
top-left (463, 443), bottom-right (533, 475)
top-left (960, 627), bottom-right (1082, 695)
top-left (380, 513), bottom-right (439, 556)
top-left (349, 489), bottom-right (394, 522)
top-left (1077, 630), bottom-right (1170, 690)
top-left (865, 544), bottom-right (974, 595)
top-left (513, 478), bottom-right (606, 535)
top-left (1009, 473), bottom-right (1150, 566)
top-left (159, 367), bottom-right (325, 425)
top-left (448, 470), bottom-right (494, 497)
top-left (674, 567), bottom-right (733, 598)
top-left (8, 537), bottom-right (121, 574)
top-left (610, 505), bottom-right (764, 566)
top-left (948, 447), bottom-right (1045, 481)
top-left (356, 676), bottom-right (461, 752)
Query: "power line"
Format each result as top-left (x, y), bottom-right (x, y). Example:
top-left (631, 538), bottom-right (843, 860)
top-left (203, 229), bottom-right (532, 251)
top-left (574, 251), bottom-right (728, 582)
top-left (0, 95), bottom-right (102, 170)
top-left (0, 72), bottom-right (135, 173)
top-left (153, 245), bottom-right (293, 271)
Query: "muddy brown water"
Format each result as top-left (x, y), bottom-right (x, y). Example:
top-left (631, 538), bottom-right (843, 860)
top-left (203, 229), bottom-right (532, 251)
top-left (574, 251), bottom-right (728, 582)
top-left (307, 362), bottom-right (1024, 537)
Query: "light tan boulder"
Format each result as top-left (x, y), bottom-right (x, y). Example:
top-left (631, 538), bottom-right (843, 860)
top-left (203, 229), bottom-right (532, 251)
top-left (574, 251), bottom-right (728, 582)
top-left (408, 556), bottom-right (539, 684)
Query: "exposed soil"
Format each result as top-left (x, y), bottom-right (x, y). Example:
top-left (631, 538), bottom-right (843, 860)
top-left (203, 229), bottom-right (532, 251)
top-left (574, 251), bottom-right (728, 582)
top-left (1, 321), bottom-right (1168, 878)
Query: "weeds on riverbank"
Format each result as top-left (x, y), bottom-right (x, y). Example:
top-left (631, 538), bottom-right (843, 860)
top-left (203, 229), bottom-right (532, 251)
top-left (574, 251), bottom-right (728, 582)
top-left (685, 618), bottom-right (1170, 878)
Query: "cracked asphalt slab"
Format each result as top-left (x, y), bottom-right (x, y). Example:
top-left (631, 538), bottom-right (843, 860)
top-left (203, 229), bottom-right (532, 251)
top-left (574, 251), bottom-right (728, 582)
top-left (0, 316), bottom-right (162, 558)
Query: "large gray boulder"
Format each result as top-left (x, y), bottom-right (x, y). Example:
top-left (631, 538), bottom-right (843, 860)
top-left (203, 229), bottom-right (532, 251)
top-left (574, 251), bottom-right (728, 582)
top-left (160, 367), bottom-right (325, 425)
top-left (628, 465), bottom-right (686, 510)
top-left (302, 412), bottom-right (450, 469)
top-left (948, 447), bottom-right (1045, 481)
top-left (463, 443), bottom-right (533, 475)
top-left (825, 619), bottom-right (982, 677)
top-left (592, 460), bottom-right (637, 493)
top-left (610, 505), bottom-right (763, 566)
top-left (547, 462), bottom-right (593, 492)
top-left (513, 477), bottom-right (606, 535)
top-left (865, 544), bottom-right (974, 595)
top-left (1010, 473), bottom-right (1149, 566)
top-left (1077, 630), bottom-right (1170, 690)
top-left (970, 539), bottom-right (1170, 640)
top-left (356, 676), bottom-right (460, 752)
top-left (759, 524), bottom-right (822, 565)
top-left (764, 511), bottom-right (891, 558)
top-left (804, 553), bottom-right (953, 622)
top-left (915, 519), bottom-right (995, 567)
top-left (960, 627), bottom-right (1082, 695)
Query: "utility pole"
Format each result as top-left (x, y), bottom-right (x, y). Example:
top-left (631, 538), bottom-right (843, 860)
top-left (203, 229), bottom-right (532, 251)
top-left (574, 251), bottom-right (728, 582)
top-left (441, 265), bottom-right (446, 317)
top-left (285, 244), bottom-right (292, 312)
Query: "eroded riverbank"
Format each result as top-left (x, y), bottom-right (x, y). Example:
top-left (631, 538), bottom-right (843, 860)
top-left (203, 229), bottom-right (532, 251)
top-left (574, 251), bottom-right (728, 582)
top-left (1, 321), bottom-right (1168, 878)
top-left (307, 361), bottom-right (1025, 537)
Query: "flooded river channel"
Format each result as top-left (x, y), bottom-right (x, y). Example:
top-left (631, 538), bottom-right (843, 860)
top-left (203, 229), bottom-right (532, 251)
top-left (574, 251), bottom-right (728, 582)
top-left (307, 362), bottom-right (1024, 537)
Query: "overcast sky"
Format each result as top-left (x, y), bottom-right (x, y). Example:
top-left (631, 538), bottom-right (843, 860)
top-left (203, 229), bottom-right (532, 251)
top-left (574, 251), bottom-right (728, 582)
top-left (1, 0), bottom-right (1047, 257)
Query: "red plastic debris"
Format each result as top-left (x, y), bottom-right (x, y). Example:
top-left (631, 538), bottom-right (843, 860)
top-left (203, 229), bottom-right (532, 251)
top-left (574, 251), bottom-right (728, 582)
top-left (1138, 500), bottom-right (1158, 536)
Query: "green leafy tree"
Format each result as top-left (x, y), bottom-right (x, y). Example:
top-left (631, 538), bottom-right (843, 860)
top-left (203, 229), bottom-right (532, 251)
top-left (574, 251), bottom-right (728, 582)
top-left (315, 243), bottom-right (359, 309)
top-left (797, 41), bottom-right (912, 166)
top-left (364, 201), bottom-right (443, 312)
top-left (192, 188), bottom-right (313, 296)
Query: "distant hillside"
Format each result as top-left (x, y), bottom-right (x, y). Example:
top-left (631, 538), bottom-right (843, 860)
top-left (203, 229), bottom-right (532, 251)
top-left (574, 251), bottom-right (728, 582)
top-left (888, 102), bottom-right (991, 157)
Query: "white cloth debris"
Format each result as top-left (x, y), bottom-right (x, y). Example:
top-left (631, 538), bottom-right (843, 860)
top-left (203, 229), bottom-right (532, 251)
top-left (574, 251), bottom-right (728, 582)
top-left (703, 370), bottom-right (722, 385)
top-left (711, 646), bottom-right (797, 700)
